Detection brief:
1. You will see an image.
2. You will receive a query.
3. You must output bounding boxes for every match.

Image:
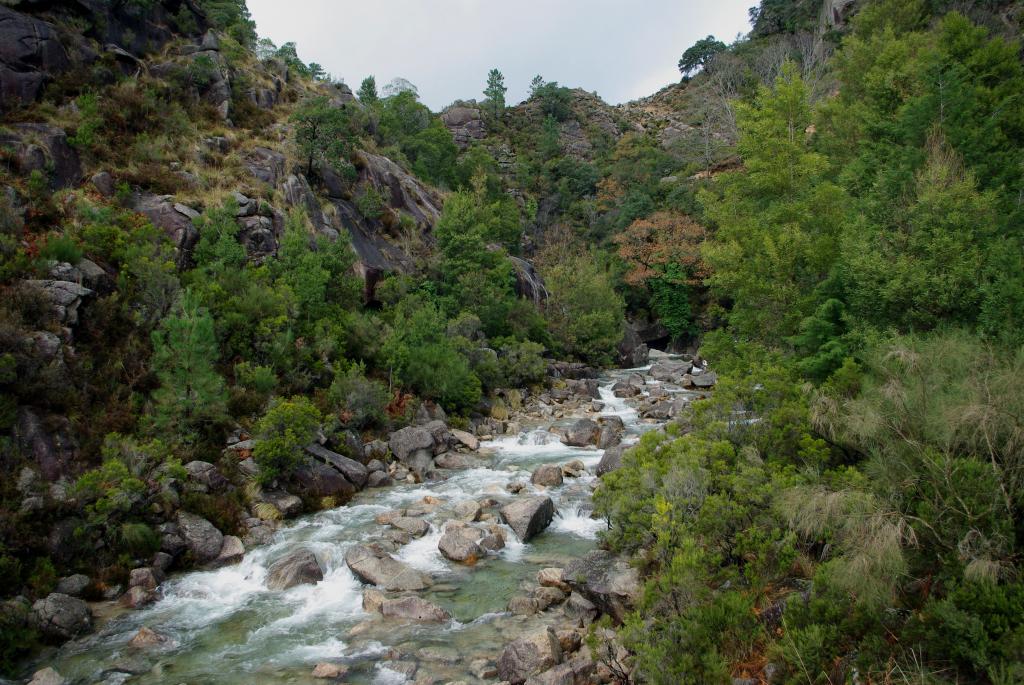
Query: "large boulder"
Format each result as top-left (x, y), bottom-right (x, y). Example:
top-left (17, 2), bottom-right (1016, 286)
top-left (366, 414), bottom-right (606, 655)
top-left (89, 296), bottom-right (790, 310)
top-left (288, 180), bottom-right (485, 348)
top-left (531, 464), bottom-right (564, 488)
top-left (690, 370), bottom-right (718, 388)
top-left (563, 551), bottom-right (640, 624)
top-left (596, 444), bottom-right (628, 477)
top-left (497, 627), bottom-right (563, 685)
top-left (176, 511), bottom-right (224, 563)
top-left (500, 496), bottom-right (555, 542)
top-left (526, 653), bottom-right (597, 685)
top-left (437, 525), bottom-right (485, 564)
top-left (380, 596), bottom-right (450, 622)
top-left (344, 544), bottom-right (431, 591)
top-left (560, 419), bottom-right (600, 447)
top-left (388, 425), bottom-right (436, 477)
top-left (291, 460), bottom-right (357, 500)
top-left (266, 549), bottom-right (323, 590)
top-left (305, 443), bottom-right (368, 488)
top-left (649, 360), bottom-right (693, 382)
top-left (31, 593), bottom-right (92, 641)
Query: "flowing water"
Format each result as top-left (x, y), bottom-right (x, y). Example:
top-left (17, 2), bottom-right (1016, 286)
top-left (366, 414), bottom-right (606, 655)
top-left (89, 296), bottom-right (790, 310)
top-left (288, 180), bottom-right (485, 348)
top-left (34, 368), bottom-right (674, 685)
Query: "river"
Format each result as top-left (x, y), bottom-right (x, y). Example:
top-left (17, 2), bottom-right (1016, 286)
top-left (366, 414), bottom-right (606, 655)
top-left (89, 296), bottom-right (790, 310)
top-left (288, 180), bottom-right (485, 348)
top-left (34, 366), bottom-right (676, 684)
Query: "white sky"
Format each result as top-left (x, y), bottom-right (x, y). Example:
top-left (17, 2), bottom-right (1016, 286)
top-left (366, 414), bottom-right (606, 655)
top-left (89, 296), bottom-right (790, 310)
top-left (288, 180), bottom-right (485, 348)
top-left (246, 0), bottom-right (753, 111)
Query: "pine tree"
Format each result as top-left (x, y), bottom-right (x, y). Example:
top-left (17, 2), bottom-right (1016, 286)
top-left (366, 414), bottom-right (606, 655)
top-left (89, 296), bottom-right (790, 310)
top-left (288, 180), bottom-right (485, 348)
top-left (529, 75), bottom-right (545, 97)
top-left (484, 68), bottom-right (507, 118)
top-left (357, 75), bottom-right (378, 104)
top-left (148, 289), bottom-right (227, 444)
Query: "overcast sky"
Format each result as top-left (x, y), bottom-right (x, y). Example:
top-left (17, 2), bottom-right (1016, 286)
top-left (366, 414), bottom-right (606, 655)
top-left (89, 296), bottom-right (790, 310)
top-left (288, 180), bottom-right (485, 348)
top-left (246, 0), bottom-right (753, 111)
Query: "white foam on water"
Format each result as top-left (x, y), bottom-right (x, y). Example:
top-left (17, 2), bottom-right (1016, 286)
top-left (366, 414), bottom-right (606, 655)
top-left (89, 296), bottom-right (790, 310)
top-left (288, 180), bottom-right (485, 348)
top-left (552, 508), bottom-right (606, 540)
top-left (279, 636), bottom-right (348, 662)
top-left (499, 526), bottom-right (528, 562)
top-left (394, 524), bottom-right (448, 575)
top-left (374, 664), bottom-right (413, 684)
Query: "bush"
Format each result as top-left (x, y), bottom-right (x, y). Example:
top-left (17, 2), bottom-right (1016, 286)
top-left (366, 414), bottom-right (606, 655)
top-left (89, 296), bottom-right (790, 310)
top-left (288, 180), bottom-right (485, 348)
top-left (328, 363), bottom-right (389, 428)
top-left (38, 234), bottom-right (83, 264)
top-left (253, 396), bottom-right (321, 483)
top-left (355, 186), bottom-right (385, 220)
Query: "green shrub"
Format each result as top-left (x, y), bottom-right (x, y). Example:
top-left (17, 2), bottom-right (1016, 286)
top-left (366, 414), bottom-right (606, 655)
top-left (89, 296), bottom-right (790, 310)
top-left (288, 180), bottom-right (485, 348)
top-left (116, 522), bottom-right (160, 557)
top-left (253, 396), bottom-right (321, 483)
top-left (27, 557), bottom-right (57, 597)
top-left (355, 186), bottom-right (385, 219)
top-left (328, 363), bottom-right (389, 428)
top-left (38, 234), bottom-right (83, 264)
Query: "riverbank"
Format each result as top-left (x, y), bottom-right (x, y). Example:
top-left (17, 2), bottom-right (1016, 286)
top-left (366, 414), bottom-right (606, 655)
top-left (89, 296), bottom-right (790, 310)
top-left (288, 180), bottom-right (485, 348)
top-left (18, 356), bottom-right (714, 684)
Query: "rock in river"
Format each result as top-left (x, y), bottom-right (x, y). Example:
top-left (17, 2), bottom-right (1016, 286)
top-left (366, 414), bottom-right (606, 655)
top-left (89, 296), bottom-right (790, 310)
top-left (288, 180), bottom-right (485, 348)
top-left (500, 496), bottom-right (555, 542)
top-left (344, 544), bottom-right (431, 591)
top-left (380, 596), bottom-right (451, 622)
top-left (266, 549), bottom-right (324, 590)
top-left (497, 626), bottom-right (563, 684)
top-left (560, 418), bottom-right (600, 447)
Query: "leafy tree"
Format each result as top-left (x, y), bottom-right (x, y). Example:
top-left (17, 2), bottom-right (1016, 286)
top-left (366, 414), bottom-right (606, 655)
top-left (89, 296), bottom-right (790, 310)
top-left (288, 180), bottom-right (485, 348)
top-left (291, 96), bottom-right (356, 177)
top-left (253, 396), bottom-right (321, 483)
top-left (537, 232), bottom-right (624, 365)
top-left (533, 81), bottom-right (573, 121)
top-left (678, 35), bottom-right (726, 77)
top-left (483, 68), bottom-right (507, 118)
top-left (699, 64), bottom-right (846, 341)
top-left (382, 296), bottom-right (481, 412)
top-left (529, 74), bottom-right (545, 97)
top-left (357, 75), bottom-right (378, 104)
top-left (148, 289), bottom-right (228, 445)
top-left (197, 0), bottom-right (257, 46)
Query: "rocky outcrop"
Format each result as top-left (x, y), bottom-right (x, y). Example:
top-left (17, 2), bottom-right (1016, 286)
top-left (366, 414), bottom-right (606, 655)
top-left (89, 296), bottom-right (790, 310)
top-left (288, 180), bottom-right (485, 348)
top-left (563, 550), bottom-right (640, 624)
top-left (509, 256), bottom-right (548, 303)
top-left (14, 407), bottom-right (78, 481)
top-left (0, 124), bottom-right (82, 189)
top-left (130, 193), bottom-right (200, 268)
top-left (266, 549), bottom-right (323, 590)
top-left (497, 627), bottom-right (563, 685)
top-left (344, 544), bottom-right (431, 591)
top-left (500, 496), bottom-right (555, 542)
top-left (244, 146), bottom-right (287, 187)
top-left (441, 105), bottom-right (486, 148)
top-left (0, 7), bottom-right (68, 106)
top-left (31, 593), bottom-right (92, 641)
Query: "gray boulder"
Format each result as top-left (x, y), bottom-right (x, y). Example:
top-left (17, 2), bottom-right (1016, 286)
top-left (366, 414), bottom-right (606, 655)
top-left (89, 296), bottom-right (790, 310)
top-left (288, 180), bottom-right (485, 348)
top-left (691, 370), bottom-right (718, 388)
top-left (184, 460), bottom-right (228, 492)
top-left (380, 596), bottom-right (450, 622)
top-left (266, 549), bottom-right (323, 590)
top-left (0, 124), bottom-right (80, 188)
top-left (213, 535), bottom-right (245, 567)
top-left (388, 425), bottom-right (435, 476)
top-left (31, 593), bottom-right (92, 641)
top-left (291, 460), bottom-right (357, 500)
top-left (596, 444), bottom-right (628, 477)
top-left (563, 550), bottom-right (640, 624)
top-left (54, 574), bottom-right (89, 597)
top-left (497, 627), bottom-right (563, 685)
top-left (305, 442), bottom-right (368, 488)
top-left (27, 667), bottom-right (66, 685)
top-left (389, 517), bottom-right (430, 538)
top-left (344, 544), bottom-right (431, 591)
top-left (438, 525), bottom-right (485, 563)
top-left (500, 496), bottom-right (555, 542)
top-left (531, 464), bottom-right (563, 487)
top-left (175, 511), bottom-right (223, 563)
top-left (560, 419), bottom-right (600, 447)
